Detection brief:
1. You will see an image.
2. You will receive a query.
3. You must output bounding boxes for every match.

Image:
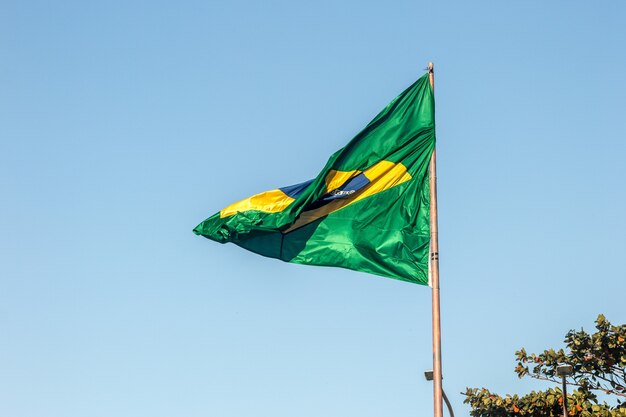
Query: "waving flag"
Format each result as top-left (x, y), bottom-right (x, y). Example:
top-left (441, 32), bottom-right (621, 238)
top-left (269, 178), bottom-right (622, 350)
top-left (194, 73), bottom-right (435, 284)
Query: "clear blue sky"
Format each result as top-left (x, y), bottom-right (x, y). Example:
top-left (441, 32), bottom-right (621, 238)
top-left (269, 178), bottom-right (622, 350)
top-left (2, 1), bottom-right (625, 416)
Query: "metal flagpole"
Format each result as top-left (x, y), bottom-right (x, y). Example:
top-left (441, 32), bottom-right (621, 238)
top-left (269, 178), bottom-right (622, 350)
top-left (427, 62), bottom-right (443, 417)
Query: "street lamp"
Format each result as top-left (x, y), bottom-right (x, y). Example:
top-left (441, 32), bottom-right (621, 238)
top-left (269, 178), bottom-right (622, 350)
top-left (424, 370), bottom-right (455, 417)
top-left (556, 364), bottom-right (574, 417)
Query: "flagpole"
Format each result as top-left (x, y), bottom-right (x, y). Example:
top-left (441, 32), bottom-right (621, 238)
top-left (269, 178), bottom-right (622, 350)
top-left (427, 62), bottom-right (443, 417)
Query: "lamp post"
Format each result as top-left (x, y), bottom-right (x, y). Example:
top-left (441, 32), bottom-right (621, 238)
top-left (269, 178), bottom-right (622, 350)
top-left (424, 370), bottom-right (454, 417)
top-left (556, 364), bottom-right (574, 417)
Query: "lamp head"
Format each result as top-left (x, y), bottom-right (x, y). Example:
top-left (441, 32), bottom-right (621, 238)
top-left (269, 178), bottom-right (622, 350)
top-left (556, 364), bottom-right (574, 377)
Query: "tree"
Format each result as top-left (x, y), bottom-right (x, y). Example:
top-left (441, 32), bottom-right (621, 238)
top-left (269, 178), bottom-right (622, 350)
top-left (463, 315), bottom-right (626, 417)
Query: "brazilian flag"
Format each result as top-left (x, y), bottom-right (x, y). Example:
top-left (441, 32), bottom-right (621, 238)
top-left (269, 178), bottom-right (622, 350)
top-left (194, 73), bottom-right (435, 285)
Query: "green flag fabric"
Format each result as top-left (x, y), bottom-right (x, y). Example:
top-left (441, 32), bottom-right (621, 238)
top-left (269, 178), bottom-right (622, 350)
top-left (194, 73), bottom-right (435, 285)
